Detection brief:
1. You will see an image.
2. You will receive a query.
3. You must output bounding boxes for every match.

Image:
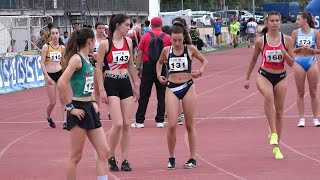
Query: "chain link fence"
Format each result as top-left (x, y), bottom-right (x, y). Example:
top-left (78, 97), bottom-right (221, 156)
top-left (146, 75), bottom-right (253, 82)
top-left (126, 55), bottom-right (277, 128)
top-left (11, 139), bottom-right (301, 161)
top-left (0, 16), bottom-right (53, 56)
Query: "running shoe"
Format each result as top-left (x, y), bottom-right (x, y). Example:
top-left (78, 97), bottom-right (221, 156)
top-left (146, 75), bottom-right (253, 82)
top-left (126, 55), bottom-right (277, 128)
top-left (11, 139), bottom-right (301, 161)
top-left (156, 122), bottom-right (165, 128)
top-left (269, 133), bottom-right (278, 145)
top-left (130, 122), bottom-right (144, 128)
top-left (63, 121), bottom-right (67, 130)
top-left (313, 119), bottom-right (320, 127)
top-left (167, 157), bottom-right (175, 169)
top-left (273, 147), bottom-right (284, 160)
top-left (121, 160), bottom-right (132, 171)
top-left (47, 117), bottom-right (56, 128)
top-left (298, 118), bottom-right (305, 127)
top-left (177, 116), bottom-right (183, 125)
top-left (184, 158), bottom-right (197, 169)
top-left (108, 157), bottom-right (119, 171)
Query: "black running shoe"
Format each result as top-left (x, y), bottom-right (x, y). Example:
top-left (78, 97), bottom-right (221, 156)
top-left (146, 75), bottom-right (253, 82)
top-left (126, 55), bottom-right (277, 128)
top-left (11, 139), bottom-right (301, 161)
top-left (108, 157), bottom-right (119, 171)
top-left (167, 157), bottom-right (175, 169)
top-left (121, 160), bottom-right (132, 171)
top-left (47, 117), bottom-right (56, 128)
top-left (63, 121), bottom-right (67, 130)
top-left (184, 158), bottom-right (197, 169)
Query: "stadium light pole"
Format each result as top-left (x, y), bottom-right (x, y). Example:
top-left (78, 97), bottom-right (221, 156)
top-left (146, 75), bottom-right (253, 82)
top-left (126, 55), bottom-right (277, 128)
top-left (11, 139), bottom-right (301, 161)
top-left (181, 0), bottom-right (183, 10)
top-left (253, 0), bottom-right (255, 20)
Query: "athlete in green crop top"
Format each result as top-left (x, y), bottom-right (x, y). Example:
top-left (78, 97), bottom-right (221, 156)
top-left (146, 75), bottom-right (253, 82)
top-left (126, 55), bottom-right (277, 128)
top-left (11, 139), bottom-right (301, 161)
top-left (57, 28), bottom-right (109, 180)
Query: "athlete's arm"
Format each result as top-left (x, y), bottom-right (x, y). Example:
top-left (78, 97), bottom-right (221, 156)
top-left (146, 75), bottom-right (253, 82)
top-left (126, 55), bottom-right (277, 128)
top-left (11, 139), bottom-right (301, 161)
top-left (156, 46), bottom-right (169, 84)
top-left (58, 55), bottom-right (85, 119)
top-left (125, 37), bottom-right (140, 102)
top-left (96, 39), bottom-right (108, 104)
top-left (126, 37), bottom-right (140, 85)
top-left (313, 30), bottom-right (320, 54)
top-left (245, 37), bottom-right (262, 86)
top-left (58, 55), bottom-right (81, 105)
top-left (61, 45), bottom-right (66, 69)
top-left (291, 30), bottom-right (303, 54)
top-left (283, 35), bottom-right (294, 66)
top-left (190, 45), bottom-right (208, 77)
top-left (40, 44), bottom-right (53, 84)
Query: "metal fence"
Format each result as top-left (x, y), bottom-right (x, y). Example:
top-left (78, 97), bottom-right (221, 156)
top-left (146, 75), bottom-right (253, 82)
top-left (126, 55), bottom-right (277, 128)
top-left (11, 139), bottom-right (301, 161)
top-left (0, 0), bottom-right (149, 12)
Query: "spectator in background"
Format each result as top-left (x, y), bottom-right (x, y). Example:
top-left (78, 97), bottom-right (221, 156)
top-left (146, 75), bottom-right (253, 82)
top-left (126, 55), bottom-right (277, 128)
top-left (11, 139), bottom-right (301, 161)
top-left (229, 18), bottom-right (240, 48)
top-left (131, 17), bottom-right (171, 128)
top-left (46, 23), bottom-right (54, 42)
top-left (213, 18), bottom-right (222, 48)
top-left (240, 18), bottom-right (248, 43)
top-left (143, 20), bottom-right (151, 35)
top-left (7, 39), bottom-right (16, 53)
top-left (132, 17), bottom-right (141, 42)
top-left (190, 21), bottom-right (200, 47)
top-left (161, 25), bottom-right (171, 35)
top-left (246, 18), bottom-right (258, 48)
top-left (32, 29), bottom-right (47, 50)
top-left (141, 24), bottom-right (146, 36)
top-left (61, 31), bottom-right (69, 45)
top-left (127, 23), bottom-right (139, 61)
top-left (73, 23), bottom-right (80, 31)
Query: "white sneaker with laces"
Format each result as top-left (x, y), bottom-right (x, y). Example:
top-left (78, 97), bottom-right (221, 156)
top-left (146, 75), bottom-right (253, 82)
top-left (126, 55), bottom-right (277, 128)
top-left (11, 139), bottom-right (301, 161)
top-left (131, 122), bottom-right (144, 128)
top-left (298, 118), bottom-right (305, 127)
top-left (156, 123), bottom-right (164, 128)
top-left (313, 119), bottom-right (320, 127)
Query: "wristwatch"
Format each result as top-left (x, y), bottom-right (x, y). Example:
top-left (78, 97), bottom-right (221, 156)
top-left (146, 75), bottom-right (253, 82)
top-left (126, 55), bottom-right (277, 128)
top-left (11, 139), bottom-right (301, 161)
top-left (66, 103), bottom-right (74, 112)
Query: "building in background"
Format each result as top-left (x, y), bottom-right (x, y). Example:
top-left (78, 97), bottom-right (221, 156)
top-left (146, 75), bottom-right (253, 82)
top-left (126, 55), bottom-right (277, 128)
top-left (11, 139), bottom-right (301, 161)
top-left (0, 0), bottom-right (153, 31)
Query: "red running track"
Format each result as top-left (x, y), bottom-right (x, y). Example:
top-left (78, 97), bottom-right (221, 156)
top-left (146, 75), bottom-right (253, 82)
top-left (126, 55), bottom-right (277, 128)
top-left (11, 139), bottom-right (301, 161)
top-left (1, 47), bottom-right (320, 180)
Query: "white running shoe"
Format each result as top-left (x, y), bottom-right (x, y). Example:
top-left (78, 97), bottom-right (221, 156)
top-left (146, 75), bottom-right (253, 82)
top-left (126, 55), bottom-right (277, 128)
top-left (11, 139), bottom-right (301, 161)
top-left (177, 117), bottom-right (183, 125)
top-left (313, 119), bottom-right (320, 127)
top-left (298, 118), bottom-right (305, 127)
top-left (156, 123), bottom-right (165, 128)
top-left (130, 122), bottom-right (144, 128)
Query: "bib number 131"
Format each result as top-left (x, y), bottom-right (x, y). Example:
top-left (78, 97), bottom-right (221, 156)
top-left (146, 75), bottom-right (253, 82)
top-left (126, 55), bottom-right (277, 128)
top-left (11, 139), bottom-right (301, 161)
top-left (170, 57), bottom-right (188, 72)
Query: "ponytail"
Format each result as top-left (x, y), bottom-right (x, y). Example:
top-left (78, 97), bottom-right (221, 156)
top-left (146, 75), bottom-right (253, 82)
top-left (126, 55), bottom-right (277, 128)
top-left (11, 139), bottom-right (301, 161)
top-left (63, 28), bottom-right (94, 70)
top-left (171, 22), bottom-right (192, 45)
top-left (108, 14), bottom-right (130, 47)
top-left (299, 12), bottom-right (315, 28)
top-left (261, 27), bottom-right (268, 35)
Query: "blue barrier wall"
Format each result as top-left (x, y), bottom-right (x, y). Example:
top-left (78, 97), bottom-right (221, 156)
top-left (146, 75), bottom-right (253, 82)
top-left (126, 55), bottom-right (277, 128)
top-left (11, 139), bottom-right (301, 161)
top-left (0, 54), bottom-right (44, 95)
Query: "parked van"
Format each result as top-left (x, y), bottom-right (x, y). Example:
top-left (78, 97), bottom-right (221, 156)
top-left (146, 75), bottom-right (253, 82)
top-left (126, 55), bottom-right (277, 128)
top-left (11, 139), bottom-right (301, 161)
top-left (159, 9), bottom-right (192, 27)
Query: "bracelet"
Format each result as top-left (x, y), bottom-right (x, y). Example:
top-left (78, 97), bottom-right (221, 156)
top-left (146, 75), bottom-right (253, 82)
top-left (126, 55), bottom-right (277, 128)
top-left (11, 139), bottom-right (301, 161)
top-left (66, 102), bottom-right (74, 112)
top-left (92, 100), bottom-right (97, 103)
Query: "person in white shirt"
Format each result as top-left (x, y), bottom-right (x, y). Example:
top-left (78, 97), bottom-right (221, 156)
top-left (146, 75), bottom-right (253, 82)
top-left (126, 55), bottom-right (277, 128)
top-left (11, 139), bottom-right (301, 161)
top-left (246, 18), bottom-right (258, 48)
top-left (60, 31), bottom-right (69, 45)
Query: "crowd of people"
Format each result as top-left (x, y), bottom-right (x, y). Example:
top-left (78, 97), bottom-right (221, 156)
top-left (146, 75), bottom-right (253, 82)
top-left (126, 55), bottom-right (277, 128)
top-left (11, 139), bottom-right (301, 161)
top-left (36, 11), bottom-right (320, 179)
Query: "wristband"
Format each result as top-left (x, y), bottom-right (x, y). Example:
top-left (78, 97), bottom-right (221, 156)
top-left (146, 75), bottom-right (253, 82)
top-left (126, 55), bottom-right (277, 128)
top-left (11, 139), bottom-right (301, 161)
top-left (66, 102), bottom-right (74, 112)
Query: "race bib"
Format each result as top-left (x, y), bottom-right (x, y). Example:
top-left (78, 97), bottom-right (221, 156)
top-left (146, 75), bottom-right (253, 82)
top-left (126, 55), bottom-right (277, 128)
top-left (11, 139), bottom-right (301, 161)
top-left (50, 51), bottom-right (62, 62)
top-left (169, 57), bottom-right (188, 72)
top-left (265, 50), bottom-right (283, 63)
top-left (297, 36), bottom-right (313, 47)
top-left (83, 76), bottom-right (94, 94)
top-left (112, 51), bottom-right (130, 64)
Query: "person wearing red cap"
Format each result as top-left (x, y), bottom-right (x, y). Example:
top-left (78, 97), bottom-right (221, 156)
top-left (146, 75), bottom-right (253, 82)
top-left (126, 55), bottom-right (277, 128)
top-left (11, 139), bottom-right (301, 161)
top-left (131, 17), bottom-right (171, 128)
